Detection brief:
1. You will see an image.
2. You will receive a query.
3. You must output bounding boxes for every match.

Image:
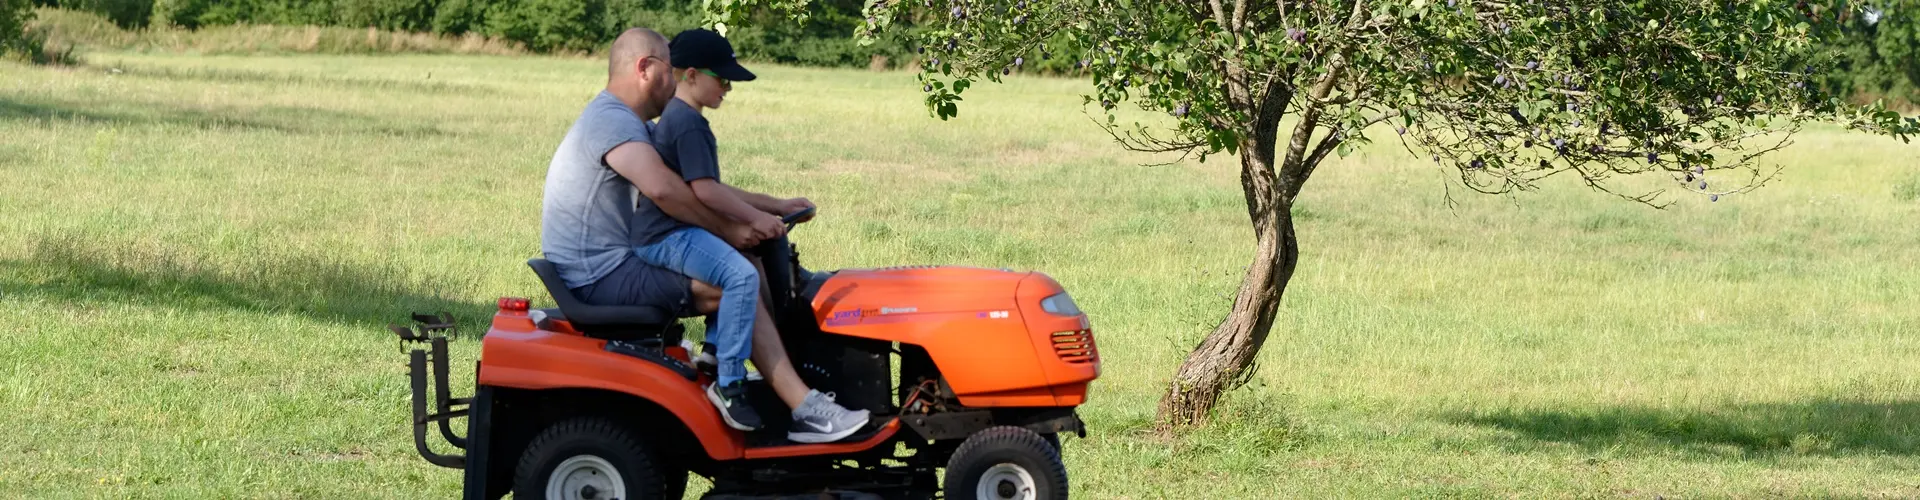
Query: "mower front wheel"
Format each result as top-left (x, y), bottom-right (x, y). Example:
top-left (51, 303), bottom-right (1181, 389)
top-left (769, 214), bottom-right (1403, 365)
top-left (513, 417), bottom-right (672, 500)
top-left (944, 426), bottom-right (1069, 500)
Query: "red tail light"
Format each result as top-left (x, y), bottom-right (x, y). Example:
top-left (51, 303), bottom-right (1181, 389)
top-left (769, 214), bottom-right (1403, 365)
top-left (1051, 329), bottom-right (1097, 364)
top-left (498, 297), bottom-right (530, 312)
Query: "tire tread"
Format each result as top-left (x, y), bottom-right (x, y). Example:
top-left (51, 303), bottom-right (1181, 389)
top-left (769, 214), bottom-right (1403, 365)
top-left (944, 425), bottom-right (1069, 500)
top-left (512, 417), bottom-right (667, 500)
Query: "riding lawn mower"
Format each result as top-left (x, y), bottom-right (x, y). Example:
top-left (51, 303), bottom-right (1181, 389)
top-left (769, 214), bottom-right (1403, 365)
top-left (392, 210), bottom-right (1102, 499)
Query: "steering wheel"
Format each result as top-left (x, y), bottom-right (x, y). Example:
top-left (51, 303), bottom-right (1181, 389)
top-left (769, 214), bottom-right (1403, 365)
top-left (780, 206), bottom-right (816, 231)
top-left (753, 206), bottom-right (815, 256)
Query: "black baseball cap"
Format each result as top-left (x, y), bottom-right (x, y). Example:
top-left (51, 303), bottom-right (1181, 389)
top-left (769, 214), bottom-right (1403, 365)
top-left (669, 28), bottom-right (756, 82)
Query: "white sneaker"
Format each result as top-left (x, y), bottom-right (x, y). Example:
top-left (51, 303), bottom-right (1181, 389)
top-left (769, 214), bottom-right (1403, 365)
top-left (788, 390), bottom-right (871, 443)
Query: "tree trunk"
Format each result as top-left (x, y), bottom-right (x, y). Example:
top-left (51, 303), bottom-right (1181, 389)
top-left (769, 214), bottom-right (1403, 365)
top-left (1155, 139), bottom-right (1300, 431)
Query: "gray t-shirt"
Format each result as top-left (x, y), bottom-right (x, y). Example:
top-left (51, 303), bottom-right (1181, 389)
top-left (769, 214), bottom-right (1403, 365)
top-left (540, 90), bottom-right (652, 289)
top-left (631, 97), bottom-right (720, 246)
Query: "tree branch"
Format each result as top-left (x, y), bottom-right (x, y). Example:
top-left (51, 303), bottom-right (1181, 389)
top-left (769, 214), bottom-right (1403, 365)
top-left (1232, 0), bottom-right (1248, 32)
top-left (1301, 130), bottom-right (1344, 178)
top-left (1277, 59), bottom-right (1340, 201)
top-left (1087, 109), bottom-right (1208, 156)
top-left (1273, 2), bottom-right (1373, 201)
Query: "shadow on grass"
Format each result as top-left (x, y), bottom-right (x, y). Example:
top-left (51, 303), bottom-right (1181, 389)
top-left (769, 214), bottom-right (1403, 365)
top-left (0, 235), bottom-right (489, 332)
top-left (1452, 399), bottom-right (1920, 457)
top-left (0, 95), bottom-right (446, 137)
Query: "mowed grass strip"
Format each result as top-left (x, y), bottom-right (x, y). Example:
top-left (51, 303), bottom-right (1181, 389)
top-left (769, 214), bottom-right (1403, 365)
top-left (3, 52), bottom-right (1919, 498)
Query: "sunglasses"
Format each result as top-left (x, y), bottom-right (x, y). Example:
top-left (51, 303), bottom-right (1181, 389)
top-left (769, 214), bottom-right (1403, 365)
top-left (696, 68), bottom-right (732, 87)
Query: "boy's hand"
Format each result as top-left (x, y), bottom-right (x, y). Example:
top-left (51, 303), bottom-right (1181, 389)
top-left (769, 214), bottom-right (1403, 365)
top-left (778, 197), bottom-right (816, 222)
top-left (724, 224), bottom-right (762, 249)
top-left (749, 212), bottom-right (787, 241)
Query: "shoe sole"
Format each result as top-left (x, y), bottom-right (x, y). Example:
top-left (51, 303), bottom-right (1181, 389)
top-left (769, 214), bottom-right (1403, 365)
top-left (706, 385), bottom-right (760, 432)
top-left (787, 415), bottom-right (869, 444)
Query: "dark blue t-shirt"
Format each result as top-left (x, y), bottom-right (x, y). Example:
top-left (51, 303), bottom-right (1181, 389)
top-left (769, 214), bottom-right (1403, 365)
top-left (631, 97), bottom-right (722, 246)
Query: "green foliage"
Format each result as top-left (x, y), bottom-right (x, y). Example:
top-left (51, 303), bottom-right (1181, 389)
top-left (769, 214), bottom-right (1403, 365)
top-left (427, 0), bottom-right (482, 33)
top-left (718, 0), bottom-right (1920, 207)
top-left (336, 0), bottom-right (436, 31)
top-left (56, 0), bottom-right (150, 28)
top-left (64, 0), bottom-right (920, 67)
top-left (189, 0), bottom-right (334, 27)
top-left (598, 0), bottom-right (705, 42)
top-left (148, 0), bottom-right (209, 28)
top-left (481, 0), bottom-right (604, 52)
top-left (720, 0), bottom-right (914, 67)
top-left (2, 0), bottom-right (78, 64)
top-left (1817, 4), bottom-right (1920, 109)
top-left (2, 0), bottom-right (32, 51)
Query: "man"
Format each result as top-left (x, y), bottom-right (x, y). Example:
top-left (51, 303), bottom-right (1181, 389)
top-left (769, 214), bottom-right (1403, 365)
top-left (539, 28), bottom-right (869, 444)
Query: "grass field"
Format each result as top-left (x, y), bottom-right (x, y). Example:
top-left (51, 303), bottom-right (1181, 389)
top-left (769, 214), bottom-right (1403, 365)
top-left (3, 51), bottom-right (1919, 498)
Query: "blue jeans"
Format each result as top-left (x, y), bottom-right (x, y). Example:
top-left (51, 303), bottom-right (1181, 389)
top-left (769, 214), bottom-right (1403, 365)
top-left (634, 228), bottom-right (758, 387)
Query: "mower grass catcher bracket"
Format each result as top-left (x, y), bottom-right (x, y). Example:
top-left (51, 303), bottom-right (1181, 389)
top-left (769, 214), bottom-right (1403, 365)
top-left (390, 312), bottom-right (470, 469)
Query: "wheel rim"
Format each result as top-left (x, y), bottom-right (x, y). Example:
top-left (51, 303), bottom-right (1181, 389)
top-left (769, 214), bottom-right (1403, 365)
top-left (976, 462), bottom-right (1037, 500)
top-left (546, 455), bottom-right (625, 500)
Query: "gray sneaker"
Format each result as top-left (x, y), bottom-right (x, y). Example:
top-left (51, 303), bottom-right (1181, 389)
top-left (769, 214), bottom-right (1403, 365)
top-left (788, 390), bottom-right (871, 443)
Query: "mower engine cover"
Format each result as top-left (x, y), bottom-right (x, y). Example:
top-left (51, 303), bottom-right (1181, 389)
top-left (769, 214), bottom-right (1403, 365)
top-left (809, 266), bottom-right (1099, 407)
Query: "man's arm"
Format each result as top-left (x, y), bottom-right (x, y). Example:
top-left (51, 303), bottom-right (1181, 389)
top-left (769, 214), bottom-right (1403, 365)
top-left (605, 141), bottom-right (756, 247)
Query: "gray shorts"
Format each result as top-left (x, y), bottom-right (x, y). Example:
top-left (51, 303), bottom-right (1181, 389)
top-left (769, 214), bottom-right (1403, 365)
top-left (570, 255), bottom-right (697, 317)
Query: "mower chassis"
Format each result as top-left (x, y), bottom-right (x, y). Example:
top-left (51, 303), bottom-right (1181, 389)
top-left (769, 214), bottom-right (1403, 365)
top-left (393, 310), bottom-right (1089, 499)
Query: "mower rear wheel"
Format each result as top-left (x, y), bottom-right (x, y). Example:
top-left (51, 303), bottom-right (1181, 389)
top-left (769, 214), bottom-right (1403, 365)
top-left (513, 417), bottom-right (668, 500)
top-left (944, 426), bottom-right (1068, 500)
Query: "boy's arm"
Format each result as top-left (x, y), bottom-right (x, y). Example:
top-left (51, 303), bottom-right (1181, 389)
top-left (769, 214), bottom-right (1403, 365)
top-left (673, 129), bottom-right (785, 239)
top-left (720, 184), bottom-right (788, 214)
top-left (605, 141), bottom-right (759, 248)
top-left (693, 180), bottom-right (785, 239)
top-left (691, 180), bottom-right (768, 223)
top-left (727, 184), bottom-right (813, 221)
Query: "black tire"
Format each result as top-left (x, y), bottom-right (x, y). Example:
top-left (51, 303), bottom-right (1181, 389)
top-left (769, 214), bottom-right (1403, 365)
top-left (513, 417), bottom-right (668, 500)
top-left (662, 465), bottom-right (689, 500)
top-left (944, 426), bottom-right (1069, 500)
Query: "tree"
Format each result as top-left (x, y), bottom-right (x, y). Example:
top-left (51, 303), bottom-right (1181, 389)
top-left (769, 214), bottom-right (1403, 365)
top-left (2, 0), bottom-right (32, 56)
top-left (1820, 3), bottom-right (1920, 108)
top-left (710, 0), bottom-right (1920, 429)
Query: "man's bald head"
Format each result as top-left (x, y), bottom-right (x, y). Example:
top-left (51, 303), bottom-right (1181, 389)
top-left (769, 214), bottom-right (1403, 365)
top-left (609, 28), bottom-right (669, 79)
top-left (604, 27), bottom-right (676, 120)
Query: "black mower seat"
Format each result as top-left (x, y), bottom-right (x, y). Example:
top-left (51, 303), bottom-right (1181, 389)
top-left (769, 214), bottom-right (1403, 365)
top-left (527, 258), bottom-right (680, 340)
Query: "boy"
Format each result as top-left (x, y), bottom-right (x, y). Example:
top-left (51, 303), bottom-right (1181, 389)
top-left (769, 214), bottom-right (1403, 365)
top-left (632, 28), bottom-right (870, 443)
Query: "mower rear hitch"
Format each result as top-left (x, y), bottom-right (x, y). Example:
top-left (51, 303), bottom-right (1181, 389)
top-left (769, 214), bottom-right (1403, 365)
top-left (392, 313), bottom-right (469, 469)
